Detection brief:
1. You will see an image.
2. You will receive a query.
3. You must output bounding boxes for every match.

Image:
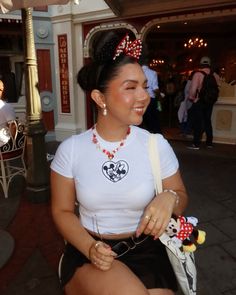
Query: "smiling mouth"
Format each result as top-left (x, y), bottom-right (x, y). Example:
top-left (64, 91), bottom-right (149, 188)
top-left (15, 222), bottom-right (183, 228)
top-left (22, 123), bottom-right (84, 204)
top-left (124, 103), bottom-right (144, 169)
top-left (133, 107), bottom-right (146, 114)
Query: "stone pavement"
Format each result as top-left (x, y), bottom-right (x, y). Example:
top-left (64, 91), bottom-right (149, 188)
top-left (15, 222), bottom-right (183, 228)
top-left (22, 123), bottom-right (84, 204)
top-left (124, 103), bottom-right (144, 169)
top-left (0, 139), bottom-right (236, 295)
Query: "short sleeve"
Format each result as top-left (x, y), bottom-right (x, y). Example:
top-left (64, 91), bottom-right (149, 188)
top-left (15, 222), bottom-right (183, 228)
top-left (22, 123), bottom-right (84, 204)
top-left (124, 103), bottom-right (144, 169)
top-left (156, 134), bottom-right (179, 179)
top-left (50, 137), bottom-right (74, 178)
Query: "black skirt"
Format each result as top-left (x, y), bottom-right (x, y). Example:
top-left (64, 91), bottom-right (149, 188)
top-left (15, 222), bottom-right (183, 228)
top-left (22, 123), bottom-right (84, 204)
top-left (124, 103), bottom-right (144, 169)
top-left (59, 235), bottom-right (178, 291)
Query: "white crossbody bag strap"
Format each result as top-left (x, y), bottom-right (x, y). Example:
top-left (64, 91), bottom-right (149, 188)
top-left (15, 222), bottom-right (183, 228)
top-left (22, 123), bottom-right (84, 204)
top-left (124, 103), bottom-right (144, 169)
top-left (148, 133), bottom-right (197, 295)
top-left (148, 133), bottom-right (162, 194)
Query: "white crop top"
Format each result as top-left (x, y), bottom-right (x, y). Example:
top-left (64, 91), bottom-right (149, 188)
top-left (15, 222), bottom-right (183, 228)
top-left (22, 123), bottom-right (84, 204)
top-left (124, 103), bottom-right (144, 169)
top-left (51, 126), bottom-right (179, 234)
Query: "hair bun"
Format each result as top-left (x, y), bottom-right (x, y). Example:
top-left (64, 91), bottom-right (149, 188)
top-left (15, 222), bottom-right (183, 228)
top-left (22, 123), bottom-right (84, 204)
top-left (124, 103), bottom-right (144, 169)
top-left (77, 63), bottom-right (97, 91)
top-left (92, 31), bottom-right (120, 64)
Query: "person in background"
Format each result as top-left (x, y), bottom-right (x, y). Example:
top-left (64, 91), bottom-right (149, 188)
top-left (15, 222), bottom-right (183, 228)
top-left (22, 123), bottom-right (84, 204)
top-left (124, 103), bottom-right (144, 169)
top-left (140, 54), bottom-right (162, 133)
top-left (0, 79), bottom-right (16, 125)
top-left (50, 31), bottom-right (188, 295)
top-left (164, 75), bottom-right (177, 128)
top-left (187, 56), bottom-right (220, 150)
top-left (177, 71), bottom-right (195, 136)
top-left (0, 79), bottom-right (16, 147)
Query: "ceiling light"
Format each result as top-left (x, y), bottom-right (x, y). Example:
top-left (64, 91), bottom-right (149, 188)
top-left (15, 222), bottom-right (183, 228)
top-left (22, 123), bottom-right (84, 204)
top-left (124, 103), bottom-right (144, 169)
top-left (184, 37), bottom-right (207, 48)
top-left (150, 59), bottom-right (165, 67)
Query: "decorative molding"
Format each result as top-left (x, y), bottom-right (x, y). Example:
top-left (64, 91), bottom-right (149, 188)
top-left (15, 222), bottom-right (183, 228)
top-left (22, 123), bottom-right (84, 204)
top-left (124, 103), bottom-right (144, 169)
top-left (83, 23), bottom-right (139, 58)
top-left (140, 8), bottom-right (236, 39)
top-left (51, 13), bottom-right (73, 24)
top-left (36, 26), bottom-right (49, 39)
top-left (57, 5), bottom-right (65, 14)
top-left (0, 14), bottom-right (21, 21)
top-left (51, 9), bottom-right (114, 24)
top-left (40, 91), bottom-right (54, 112)
top-left (72, 9), bottom-right (114, 23)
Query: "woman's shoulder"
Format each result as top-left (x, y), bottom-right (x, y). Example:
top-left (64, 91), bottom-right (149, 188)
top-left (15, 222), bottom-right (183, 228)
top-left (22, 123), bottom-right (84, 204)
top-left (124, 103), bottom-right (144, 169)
top-left (133, 126), bottom-right (165, 141)
top-left (57, 128), bottom-right (92, 151)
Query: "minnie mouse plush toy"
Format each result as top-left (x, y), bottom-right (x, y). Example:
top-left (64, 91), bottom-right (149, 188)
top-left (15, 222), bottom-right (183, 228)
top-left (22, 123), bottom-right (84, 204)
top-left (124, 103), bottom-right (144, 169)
top-left (165, 215), bottom-right (206, 252)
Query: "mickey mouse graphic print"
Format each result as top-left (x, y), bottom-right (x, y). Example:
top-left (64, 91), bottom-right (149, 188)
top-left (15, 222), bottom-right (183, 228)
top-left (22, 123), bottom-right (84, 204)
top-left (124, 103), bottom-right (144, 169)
top-left (102, 160), bottom-right (129, 182)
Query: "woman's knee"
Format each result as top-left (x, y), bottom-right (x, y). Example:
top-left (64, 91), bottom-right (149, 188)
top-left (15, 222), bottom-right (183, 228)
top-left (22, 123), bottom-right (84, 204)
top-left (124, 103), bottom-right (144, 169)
top-left (65, 261), bottom-right (149, 295)
top-left (105, 260), bottom-right (149, 295)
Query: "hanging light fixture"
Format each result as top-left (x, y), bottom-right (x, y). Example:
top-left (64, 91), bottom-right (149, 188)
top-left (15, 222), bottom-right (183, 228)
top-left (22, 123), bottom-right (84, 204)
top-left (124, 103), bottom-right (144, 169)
top-left (150, 59), bottom-right (165, 68)
top-left (184, 37), bottom-right (207, 48)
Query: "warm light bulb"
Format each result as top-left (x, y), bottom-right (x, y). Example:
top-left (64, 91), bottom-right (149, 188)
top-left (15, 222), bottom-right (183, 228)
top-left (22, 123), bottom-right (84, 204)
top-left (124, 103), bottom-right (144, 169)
top-left (184, 37), bottom-right (207, 49)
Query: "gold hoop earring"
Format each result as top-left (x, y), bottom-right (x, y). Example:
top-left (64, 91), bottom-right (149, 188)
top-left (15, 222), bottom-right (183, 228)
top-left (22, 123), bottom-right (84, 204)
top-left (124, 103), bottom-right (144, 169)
top-left (102, 104), bottom-right (107, 116)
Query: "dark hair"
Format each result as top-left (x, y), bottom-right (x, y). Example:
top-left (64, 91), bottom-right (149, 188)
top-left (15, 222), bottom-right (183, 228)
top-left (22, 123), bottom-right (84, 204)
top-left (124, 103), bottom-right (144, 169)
top-left (77, 31), bottom-right (138, 92)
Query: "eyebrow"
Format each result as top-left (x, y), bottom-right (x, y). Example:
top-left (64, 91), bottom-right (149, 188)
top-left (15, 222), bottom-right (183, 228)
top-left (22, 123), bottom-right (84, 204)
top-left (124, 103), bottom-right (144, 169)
top-left (122, 79), bottom-right (148, 84)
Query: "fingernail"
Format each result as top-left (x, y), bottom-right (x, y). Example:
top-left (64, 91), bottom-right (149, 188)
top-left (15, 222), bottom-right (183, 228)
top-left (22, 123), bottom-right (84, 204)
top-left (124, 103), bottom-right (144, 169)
top-left (104, 244), bottom-right (111, 249)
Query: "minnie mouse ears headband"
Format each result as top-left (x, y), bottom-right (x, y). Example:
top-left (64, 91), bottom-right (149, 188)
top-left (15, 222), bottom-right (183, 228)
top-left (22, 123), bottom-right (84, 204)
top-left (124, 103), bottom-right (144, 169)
top-left (113, 34), bottom-right (142, 61)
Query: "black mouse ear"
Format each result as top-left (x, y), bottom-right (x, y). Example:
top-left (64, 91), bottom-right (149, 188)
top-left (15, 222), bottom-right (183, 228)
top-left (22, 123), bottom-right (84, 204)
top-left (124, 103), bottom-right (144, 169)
top-left (171, 214), bottom-right (178, 220)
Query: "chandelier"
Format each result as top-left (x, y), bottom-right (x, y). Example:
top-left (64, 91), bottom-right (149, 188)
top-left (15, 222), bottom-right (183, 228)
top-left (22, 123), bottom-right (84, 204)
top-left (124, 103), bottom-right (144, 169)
top-left (150, 59), bottom-right (165, 67)
top-left (184, 38), bottom-right (207, 49)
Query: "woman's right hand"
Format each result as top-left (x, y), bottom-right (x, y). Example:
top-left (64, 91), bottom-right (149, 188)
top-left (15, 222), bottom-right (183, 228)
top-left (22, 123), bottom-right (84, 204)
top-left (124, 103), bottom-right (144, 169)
top-left (89, 241), bottom-right (117, 271)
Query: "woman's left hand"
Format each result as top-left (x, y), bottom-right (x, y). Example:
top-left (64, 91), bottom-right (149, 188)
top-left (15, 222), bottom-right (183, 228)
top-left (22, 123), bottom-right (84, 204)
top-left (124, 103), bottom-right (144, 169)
top-left (136, 170), bottom-right (188, 239)
top-left (89, 241), bottom-right (117, 271)
top-left (136, 192), bottom-right (176, 239)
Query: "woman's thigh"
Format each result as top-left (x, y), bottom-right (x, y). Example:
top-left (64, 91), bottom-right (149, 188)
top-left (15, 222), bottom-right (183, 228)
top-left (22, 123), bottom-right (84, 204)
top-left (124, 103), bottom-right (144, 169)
top-left (65, 260), bottom-right (149, 295)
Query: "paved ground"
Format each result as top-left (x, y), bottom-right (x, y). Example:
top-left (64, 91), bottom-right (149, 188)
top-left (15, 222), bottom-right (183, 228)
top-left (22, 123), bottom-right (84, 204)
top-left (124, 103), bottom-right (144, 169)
top-left (0, 137), bottom-right (236, 295)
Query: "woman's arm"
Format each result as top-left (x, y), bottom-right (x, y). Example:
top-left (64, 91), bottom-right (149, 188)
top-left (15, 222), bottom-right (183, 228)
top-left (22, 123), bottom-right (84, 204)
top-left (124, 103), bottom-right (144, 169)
top-left (50, 170), bottom-right (95, 258)
top-left (51, 170), bottom-right (116, 270)
top-left (162, 169), bottom-right (188, 216)
top-left (136, 170), bottom-right (188, 238)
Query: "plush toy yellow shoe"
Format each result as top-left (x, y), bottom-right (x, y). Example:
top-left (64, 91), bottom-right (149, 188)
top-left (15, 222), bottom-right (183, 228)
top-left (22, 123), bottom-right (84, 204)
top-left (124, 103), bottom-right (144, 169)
top-left (196, 230), bottom-right (206, 244)
top-left (183, 243), bottom-right (197, 252)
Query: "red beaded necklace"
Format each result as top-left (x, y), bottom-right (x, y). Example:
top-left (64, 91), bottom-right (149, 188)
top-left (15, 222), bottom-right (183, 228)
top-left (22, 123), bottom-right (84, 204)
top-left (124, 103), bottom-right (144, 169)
top-left (92, 125), bottom-right (131, 160)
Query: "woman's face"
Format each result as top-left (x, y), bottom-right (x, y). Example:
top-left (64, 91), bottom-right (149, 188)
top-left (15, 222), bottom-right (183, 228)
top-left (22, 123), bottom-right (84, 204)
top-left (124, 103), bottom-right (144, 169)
top-left (0, 81), bottom-right (4, 99)
top-left (103, 63), bottom-right (150, 126)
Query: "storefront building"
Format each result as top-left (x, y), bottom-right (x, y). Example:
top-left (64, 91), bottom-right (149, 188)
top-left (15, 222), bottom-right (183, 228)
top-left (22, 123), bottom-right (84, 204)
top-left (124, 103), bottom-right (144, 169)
top-left (0, 6), bottom-right (56, 140)
top-left (1, 0), bottom-right (236, 143)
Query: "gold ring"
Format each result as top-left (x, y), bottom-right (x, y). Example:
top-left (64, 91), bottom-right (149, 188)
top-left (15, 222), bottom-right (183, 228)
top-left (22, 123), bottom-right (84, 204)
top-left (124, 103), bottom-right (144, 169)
top-left (144, 215), bottom-right (150, 220)
top-left (95, 241), bottom-right (102, 250)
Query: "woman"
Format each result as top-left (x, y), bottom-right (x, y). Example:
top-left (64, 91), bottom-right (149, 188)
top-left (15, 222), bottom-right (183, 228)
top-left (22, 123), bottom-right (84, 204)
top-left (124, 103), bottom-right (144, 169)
top-left (0, 79), bottom-right (16, 147)
top-left (51, 31), bottom-right (188, 295)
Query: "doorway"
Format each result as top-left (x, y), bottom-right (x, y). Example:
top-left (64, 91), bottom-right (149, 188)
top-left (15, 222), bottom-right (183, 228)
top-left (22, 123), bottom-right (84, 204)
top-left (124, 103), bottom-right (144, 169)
top-left (143, 16), bottom-right (236, 139)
